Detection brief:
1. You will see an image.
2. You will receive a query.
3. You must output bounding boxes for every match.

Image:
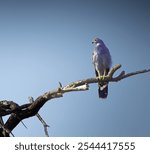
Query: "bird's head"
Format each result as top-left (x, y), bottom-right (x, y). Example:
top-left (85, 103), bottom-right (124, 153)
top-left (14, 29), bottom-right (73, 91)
top-left (92, 37), bottom-right (103, 45)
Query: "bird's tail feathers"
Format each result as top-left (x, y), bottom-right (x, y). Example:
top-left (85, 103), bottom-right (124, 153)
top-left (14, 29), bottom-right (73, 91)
top-left (98, 83), bottom-right (108, 99)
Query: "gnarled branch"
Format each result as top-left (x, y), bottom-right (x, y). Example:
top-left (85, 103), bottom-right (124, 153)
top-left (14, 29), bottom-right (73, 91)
top-left (0, 64), bottom-right (150, 136)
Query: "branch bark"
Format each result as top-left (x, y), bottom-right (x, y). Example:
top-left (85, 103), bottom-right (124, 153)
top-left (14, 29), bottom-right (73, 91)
top-left (0, 64), bottom-right (150, 137)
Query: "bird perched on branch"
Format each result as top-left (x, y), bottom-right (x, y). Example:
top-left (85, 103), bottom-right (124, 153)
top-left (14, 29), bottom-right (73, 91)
top-left (92, 37), bottom-right (112, 99)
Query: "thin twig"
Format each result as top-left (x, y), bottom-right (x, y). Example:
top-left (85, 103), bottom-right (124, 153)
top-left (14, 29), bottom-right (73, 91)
top-left (28, 96), bottom-right (50, 137)
top-left (36, 113), bottom-right (50, 137)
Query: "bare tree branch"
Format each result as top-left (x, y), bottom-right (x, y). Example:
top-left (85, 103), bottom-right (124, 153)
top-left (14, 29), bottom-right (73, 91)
top-left (0, 64), bottom-right (150, 137)
top-left (36, 113), bottom-right (50, 137)
top-left (28, 96), bottom-right (50, 137)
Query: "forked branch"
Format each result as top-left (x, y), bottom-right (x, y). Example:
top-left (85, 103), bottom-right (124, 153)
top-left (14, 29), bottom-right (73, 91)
top-left (0, 64), bottom-right (150, 137)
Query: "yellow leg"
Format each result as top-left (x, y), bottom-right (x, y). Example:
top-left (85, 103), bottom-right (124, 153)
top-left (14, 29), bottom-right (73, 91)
top-left (102, 70), bottom-right (107, 80)
top-left (97, 71), bottom-right (103, 80)
top-left (104, 69), bottom-right (106, 76)
top-left (98, 70), bottom-right (106, 80)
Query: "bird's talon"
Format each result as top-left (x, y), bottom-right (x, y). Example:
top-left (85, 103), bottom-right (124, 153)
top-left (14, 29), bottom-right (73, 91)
top-left (99, 75), bottom-right (105, 80)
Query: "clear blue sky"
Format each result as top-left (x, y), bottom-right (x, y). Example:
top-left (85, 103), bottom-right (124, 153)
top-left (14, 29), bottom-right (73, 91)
top-left (0, 0), bottom-right (150, 137)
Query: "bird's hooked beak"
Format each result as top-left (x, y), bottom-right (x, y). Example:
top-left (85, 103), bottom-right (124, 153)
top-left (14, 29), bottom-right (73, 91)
top-left (92, 40), bottom-right (95, 44)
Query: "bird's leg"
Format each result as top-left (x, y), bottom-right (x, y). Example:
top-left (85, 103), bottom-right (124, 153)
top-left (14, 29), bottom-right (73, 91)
top-left (97, 70), bottom-right (103, 80)
top-left (102, 69), bottom-right (107, 80)
top-left (98, 70), bottom-right (107, 81)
